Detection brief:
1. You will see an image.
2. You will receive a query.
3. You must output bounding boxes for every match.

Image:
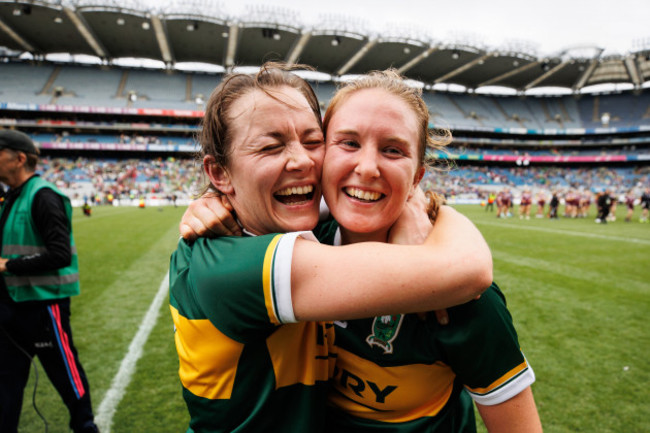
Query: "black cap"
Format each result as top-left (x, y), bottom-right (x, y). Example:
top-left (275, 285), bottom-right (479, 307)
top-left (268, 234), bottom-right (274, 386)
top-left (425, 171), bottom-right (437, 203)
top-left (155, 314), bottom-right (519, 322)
top-left (0, 129), bottom-right (39, 155)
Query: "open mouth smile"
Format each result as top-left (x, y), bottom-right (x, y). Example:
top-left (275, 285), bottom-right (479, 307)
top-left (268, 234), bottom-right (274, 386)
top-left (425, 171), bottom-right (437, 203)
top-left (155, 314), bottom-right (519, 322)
top-left (274, 185), bottom-right (315, 205)
top-left (344, 187), bottom-right (384, 202)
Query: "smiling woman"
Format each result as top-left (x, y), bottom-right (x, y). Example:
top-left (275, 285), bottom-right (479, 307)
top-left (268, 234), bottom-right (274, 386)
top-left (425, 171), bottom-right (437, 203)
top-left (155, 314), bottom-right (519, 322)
top-left (322, 87), bottom-right (426, 242)
top-left (204, 84), bottom-right (324, 235)
top-left (169, 62), bottom-right (493, 433)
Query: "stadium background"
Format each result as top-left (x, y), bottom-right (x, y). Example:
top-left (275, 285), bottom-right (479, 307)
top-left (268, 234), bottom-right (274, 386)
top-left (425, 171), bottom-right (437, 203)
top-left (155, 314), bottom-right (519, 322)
top-left (0, 1), bottom-right (648, 432)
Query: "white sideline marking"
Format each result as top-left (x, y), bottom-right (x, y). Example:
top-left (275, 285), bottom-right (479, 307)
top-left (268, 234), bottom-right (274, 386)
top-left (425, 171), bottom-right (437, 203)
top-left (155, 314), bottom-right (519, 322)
top-left (95, 273), bottom-right (169, 433)
top-left (477, 220), bottom-right (650, 245)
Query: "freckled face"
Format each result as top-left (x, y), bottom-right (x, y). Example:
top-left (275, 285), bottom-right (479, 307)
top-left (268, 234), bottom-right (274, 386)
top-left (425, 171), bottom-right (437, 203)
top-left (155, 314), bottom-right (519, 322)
top-left (323, 88), bottom-right (423, 239)
top-left (216, 86), bottom-right (325, 235)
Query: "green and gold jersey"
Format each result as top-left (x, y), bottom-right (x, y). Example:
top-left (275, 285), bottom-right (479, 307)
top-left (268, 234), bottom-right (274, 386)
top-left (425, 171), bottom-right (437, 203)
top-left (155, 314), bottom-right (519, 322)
top-left (169, 232), bottom-right (336, 433)
top-left (327, 283), bottom-right (534, 433)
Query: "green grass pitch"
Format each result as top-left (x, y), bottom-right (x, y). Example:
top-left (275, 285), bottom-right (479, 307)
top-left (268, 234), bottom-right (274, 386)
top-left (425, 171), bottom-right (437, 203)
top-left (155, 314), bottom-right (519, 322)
top-left (17, 204), bottom-right (650, 433)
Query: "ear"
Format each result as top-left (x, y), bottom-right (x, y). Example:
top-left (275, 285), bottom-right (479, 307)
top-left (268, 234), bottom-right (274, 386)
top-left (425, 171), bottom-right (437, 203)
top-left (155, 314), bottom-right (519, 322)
top-left (408, 166), bottom-right (426, 199)
top-left (204, 155), bottom-right (234, 195)
top-left (13, 151), bottom-right (27, 165)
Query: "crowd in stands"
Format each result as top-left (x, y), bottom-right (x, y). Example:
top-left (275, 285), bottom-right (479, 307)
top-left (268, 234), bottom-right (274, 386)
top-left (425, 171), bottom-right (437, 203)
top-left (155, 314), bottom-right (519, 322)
top-left (30, 132), bottom-right (196, 147)
top-left (446, 144), bottom-right (649, 157)
top-left (421, 164), bottom-right (650, 201)
top-left (39, 156), bottom-right (203, 205)
top-left (34, 157), bottom-right (649, 214)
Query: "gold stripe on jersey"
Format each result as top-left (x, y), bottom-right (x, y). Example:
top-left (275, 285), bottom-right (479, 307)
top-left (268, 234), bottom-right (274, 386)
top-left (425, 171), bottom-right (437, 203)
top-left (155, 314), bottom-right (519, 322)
top-left (262, 234), bottom-right (283, 325)
top-left (267, 321), bottom-right (335, 389)
top-left (465, 359), bottom-right (529, 396)
top-left (329, 347), bottom-right (455, 423)
top-left (170, 305), bottom-right (244, 400)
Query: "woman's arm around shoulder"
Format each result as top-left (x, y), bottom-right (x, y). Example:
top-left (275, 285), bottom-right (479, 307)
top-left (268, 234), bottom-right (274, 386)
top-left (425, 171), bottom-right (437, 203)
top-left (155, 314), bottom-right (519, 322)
top-left (291, 205), bottom-right (492, 321)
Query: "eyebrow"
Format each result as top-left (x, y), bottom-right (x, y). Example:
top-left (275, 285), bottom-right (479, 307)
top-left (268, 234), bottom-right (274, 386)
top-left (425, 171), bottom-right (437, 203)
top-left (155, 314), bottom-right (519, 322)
top-left (331, 129), bottom-right (409, 146)
top-left (261, 127), bottom-right (323, 139)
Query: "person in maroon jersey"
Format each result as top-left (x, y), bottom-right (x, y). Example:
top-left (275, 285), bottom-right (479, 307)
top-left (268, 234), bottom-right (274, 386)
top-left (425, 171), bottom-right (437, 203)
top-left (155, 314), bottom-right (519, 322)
top-left (579, 190), bottom-right (592, 218)
top-left (535, 190), bottom-right (546, 218)
top-left (519, 188), bottom-right (532, 220)
top-left (502, 188), bottom-right (513, 218)
top-left (624, 190), bottom-right (636, 222)
top-left (495, 190), bottom-right (505, 218)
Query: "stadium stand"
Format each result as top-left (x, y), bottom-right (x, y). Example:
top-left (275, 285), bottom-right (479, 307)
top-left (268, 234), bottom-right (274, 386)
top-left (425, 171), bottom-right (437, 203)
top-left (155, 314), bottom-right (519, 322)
top-left (1, 59), bottom-right (648, 206)
top-left (0, 0), bottom-right (647, 209)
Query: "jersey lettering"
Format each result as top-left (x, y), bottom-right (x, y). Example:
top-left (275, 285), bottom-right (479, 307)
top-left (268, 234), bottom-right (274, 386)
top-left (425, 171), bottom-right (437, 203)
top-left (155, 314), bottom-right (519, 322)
top-left (368, 381), bottom-right (397, 404)
top-left (335, 367), bottom-right (398, 403)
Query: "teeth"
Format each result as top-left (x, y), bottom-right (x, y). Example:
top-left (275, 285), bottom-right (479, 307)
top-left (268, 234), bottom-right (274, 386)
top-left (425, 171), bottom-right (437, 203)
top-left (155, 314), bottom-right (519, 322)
top-left (345, 187), bottom-right (381, 201)
top-left (275, 185), bottom-right (314, 196)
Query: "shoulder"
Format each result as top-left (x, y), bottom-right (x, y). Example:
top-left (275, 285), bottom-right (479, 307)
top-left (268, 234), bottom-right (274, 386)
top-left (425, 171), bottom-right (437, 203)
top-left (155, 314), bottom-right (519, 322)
top-left (312, 220), bottom-right (339, 245)
top-left (172, 234), bottom-right (283, 277)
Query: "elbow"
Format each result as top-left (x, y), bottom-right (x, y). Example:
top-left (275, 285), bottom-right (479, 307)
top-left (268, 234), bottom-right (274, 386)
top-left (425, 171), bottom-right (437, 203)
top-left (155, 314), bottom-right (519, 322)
top-left (476, 262), bottom-right (493, 293)
top-left (55, 252), bottom-right (72, 269)
top-left (467, 248), bottom-right (493, 297)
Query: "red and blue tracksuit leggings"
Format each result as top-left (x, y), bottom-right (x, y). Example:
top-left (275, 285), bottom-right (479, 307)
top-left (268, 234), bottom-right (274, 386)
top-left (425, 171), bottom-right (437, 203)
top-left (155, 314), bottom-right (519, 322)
top-left (0, 297), bottom-right (95, 433)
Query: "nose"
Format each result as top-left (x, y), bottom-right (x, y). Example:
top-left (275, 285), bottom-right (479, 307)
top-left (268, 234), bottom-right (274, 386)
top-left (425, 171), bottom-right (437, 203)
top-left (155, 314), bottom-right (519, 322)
top-left (354, 146), bottom-right (380, 179)
top-left (285, 142), bottom-right (315, 172)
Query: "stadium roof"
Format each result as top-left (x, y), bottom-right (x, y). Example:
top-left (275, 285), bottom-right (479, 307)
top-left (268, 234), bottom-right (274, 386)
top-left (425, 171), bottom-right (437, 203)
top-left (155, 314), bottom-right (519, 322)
top-left (1, 0), bottom-right (649, 93)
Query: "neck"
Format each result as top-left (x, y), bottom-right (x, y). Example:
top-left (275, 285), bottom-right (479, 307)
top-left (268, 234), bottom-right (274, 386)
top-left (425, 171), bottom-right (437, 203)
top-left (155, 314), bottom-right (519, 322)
top-left (339, 227), bottom-right (389, 245)
top-left (8, 171), bottom-right (33, 189)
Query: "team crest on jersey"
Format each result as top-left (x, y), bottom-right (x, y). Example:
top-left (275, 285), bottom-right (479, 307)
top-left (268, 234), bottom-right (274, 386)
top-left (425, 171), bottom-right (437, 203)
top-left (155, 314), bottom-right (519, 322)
top-left (366, 314), bottom-right (404, 354)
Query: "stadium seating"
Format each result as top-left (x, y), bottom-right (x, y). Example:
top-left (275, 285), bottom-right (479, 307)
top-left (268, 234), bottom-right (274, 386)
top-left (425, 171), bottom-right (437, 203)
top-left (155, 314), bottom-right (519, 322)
top-left (1, 60), bottom-right (647, 204)
top-left (2, 61), bottom-right (650, 130)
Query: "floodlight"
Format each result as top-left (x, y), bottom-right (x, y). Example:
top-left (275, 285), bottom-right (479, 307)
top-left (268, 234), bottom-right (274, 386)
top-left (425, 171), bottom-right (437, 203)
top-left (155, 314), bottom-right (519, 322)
top-left (513, 60), bottom-right (519, 67)
top-left (601, 112), bottom-right (610, 126)
top-left (187, 22), bottom-right (199, 32)
top-left (54, 16), bottom-right (63, 24)
top-left (273, 32), bottom-right (281, 41)
top-left (142, 22), bottom-right (150, 30)
top-left (403, 47), bottom-right (410, 54)
top-left (451, 50), bottom-right (460, 60)
top-left (117, 18), bottom-right (126, 26)
top-left (13, 5), bottom-right (31, 16)
top-left (222, 32), bottom-right (229, 38)
top-left (331, 37), bottom-right (340, 47)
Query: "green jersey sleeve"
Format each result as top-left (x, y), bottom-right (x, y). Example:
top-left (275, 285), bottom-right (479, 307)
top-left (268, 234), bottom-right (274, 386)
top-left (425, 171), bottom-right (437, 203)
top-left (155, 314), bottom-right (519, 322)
top-left (435, 283), bottom-right (535, 406)
top-left (170, 231), bottom-right (318, 343)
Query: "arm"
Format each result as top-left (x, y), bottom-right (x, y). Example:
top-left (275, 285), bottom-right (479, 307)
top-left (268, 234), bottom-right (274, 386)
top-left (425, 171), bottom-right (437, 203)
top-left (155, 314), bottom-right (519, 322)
top-left (291, 205), bottom-right (492, 320)
top-left (5, 189), bottom-right (71, 274)
top-left (476, 387), bottom-right (542, 433)
top-left (179, 193), bottom-right (241, 240)
top-left (179, 194), bottom-right (329, 239)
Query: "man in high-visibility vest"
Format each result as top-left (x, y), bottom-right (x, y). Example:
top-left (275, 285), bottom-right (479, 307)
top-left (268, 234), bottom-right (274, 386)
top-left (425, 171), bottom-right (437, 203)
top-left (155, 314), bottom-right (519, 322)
top-left (0, 130), bottom-right (98, 433)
